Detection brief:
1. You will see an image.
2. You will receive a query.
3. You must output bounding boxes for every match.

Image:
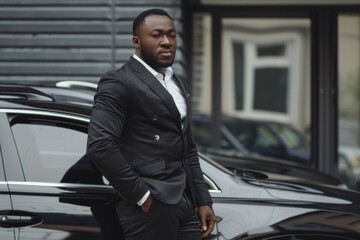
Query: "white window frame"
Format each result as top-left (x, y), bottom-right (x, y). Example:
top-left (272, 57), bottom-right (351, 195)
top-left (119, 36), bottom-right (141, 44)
top-left (222, 30), bottom-right (302, 123)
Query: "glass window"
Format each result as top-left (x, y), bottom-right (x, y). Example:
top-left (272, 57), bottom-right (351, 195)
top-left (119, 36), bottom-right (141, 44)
top-left (191, 115), bottom-right (240, 151)
top-left (233, 42), bottom-right (245, 110)
top-left (191, 15), bottom-right (311, 165)
top-left (254, 125), bottom-right (280, 149)
top-left (257, 44), bottom-right (286, 57)
top-left (254, 67), bottom-right (288, 113)
top-left (222, 19), bottom-right (310, 123)
top-left (11, 120), bottom-right (102, 184)
top-left (338, 13), bottom-right (360, 190)
top-left (270, 123), bottom-right (308, 151)
top-left (222, 18), bottom-right (311, 162)
top-left (192, 119), bottom-right (213, 148)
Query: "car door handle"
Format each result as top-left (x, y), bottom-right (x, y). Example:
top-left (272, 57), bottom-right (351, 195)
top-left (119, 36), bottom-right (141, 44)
top-left (0, 210), bottom-right (43, 228)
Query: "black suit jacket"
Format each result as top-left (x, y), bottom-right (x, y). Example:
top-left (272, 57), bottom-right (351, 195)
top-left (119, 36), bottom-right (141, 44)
top-left (87, 57), bottom-right (212, 207)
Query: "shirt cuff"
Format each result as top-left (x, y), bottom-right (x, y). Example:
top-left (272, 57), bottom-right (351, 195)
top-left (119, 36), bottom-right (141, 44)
top-left (137, 190), bottom-right (150, 206)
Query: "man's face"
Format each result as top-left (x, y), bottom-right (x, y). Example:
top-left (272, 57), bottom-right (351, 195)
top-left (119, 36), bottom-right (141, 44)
top-left (133, 14), bottom-right (177, 73)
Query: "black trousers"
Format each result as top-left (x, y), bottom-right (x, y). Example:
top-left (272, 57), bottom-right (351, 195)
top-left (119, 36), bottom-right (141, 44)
top-left (116, 193), bottom-right (201, 240)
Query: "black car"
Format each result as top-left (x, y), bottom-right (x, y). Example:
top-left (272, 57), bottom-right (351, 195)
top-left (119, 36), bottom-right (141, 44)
top-left (2, 85), bottom-right (360, 239)
top-left (192, 113), bottom-right (310, 164)
top-left (192, 113), bottom-right (360, 190)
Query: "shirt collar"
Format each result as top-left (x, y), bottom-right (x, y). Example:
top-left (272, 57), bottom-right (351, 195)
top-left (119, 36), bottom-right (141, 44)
top-left (133, 54), bottom-right (173, 80)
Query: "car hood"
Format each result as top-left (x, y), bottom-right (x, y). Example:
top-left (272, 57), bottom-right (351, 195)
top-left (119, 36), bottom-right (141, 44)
top-left (200, 153), bottom-right (360, 217)
top-left (203, 150), bottom-right (342, 186)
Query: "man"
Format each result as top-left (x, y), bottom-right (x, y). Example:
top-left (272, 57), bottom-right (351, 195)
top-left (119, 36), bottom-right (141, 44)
top-left (87, 8), bottom-right (215, 240)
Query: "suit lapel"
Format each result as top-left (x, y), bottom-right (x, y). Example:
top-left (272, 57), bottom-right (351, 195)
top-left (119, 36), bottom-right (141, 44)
top-left (128, 57), bottom-right (182, 129)
top-left (173, 74), bottom-right (191, 132)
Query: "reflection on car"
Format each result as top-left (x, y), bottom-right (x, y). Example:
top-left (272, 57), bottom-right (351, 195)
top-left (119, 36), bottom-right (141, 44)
top-left (2, 85), bottom-right (360, 239)
top-left (192, 113), bottom-right (310, 164)
top-left (192, 113), bottom-right (360, 190)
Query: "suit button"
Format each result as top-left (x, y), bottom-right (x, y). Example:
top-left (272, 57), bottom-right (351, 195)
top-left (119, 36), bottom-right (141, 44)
top-left (154, 135), bottom-right (160, 140)
top-left (153, 115), bottom-right (158, 121)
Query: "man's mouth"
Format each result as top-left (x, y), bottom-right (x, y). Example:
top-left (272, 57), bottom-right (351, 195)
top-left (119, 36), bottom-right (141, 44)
top-left (159, 50), bottom-right (173, 57)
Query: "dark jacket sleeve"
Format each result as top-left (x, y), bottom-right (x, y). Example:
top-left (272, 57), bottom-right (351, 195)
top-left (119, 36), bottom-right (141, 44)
top-left (86, 70), bottom-right (149, 204)
top-left (186, 123), bottom-right (213, 207)
top-left (179, 76), bottom-right (213, 207)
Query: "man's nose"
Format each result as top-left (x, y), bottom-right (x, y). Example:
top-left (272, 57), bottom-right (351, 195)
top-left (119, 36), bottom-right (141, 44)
top-left (161, 35), bottom-right (171, 45)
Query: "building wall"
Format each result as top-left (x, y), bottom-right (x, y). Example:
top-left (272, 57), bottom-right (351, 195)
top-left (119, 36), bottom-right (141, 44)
top-left (0, 0), bottom-right (186, 85)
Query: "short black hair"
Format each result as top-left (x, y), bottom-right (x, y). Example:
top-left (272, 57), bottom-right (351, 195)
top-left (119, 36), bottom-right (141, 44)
top-left (132, 8), bottom-right (173, 35)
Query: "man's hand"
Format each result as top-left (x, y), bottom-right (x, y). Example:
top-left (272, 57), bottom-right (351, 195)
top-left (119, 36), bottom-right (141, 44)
top-left (198, 205), bottom-right (216, 238)
top-left (140, 195), bottom-right (153, 213)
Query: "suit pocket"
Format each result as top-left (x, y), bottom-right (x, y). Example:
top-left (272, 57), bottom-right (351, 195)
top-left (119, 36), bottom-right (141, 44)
top-left (132, 159), bottom-right (165, 177)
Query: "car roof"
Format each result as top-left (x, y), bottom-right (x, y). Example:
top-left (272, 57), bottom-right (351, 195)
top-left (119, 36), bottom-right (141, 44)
top-left (0, 85), bottom-right (92, 117)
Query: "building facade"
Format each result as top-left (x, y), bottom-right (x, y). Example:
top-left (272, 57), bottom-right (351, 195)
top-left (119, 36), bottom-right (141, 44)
top-left (1, 0), bottom-right (360, 187)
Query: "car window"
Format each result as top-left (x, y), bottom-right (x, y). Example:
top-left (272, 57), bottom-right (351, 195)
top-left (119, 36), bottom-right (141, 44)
top-left (228, 121), bottom-right (280, 149)
top-left (270, 123), bottom-right (309, 151)
top-left (224, 119), bottom-right (280, 149)
top-left (191, 121), bottom-right (213, 148)
top-left (11, 120), bottom-right (103, 184)
top-left (224, 120), bottom-right (256, 148)
top-left (192, 120), bottom-right (235, 150)
top-left (254, 125), bottom-right (280, 148)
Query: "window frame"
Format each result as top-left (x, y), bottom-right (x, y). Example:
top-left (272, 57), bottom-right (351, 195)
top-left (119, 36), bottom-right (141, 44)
top-left (222, 29), bottom-right (304, 122)
top-left (189, 5), bottom-right (360, 175)
top-left (2, 109), bottom-right (105, 188)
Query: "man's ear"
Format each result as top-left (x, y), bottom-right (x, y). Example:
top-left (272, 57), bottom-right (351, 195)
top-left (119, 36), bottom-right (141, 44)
top-left (133, 36), bottom-right (140, 49)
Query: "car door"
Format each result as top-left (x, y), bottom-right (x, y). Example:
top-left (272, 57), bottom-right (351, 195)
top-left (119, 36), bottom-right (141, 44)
top-left (0, 113), bottom-right (15, 239)
top-left (1, 110), bottom-right (123, 240)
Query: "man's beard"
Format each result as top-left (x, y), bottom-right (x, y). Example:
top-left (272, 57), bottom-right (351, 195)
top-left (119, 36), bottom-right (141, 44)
top-left (140, 48), bottom-right (175, 70)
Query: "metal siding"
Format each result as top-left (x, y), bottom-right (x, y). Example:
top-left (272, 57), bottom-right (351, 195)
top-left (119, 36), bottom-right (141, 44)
top-left (0, 0), bottom-right (186, 84)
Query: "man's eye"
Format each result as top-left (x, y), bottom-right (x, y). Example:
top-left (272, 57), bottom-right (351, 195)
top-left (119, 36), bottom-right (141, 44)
top-left (169, 34), bottom-right (176, 39)
top-left (153, 34), bottom-right (161, 38)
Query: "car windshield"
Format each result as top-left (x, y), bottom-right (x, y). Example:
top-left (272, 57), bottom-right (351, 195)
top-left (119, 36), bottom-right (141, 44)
top-left (224, 117), bottom-right (309, 152)
top-left (224, 118), bottom-right (280, 149)
top-left (269, 123), bottom-right (309, 151)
